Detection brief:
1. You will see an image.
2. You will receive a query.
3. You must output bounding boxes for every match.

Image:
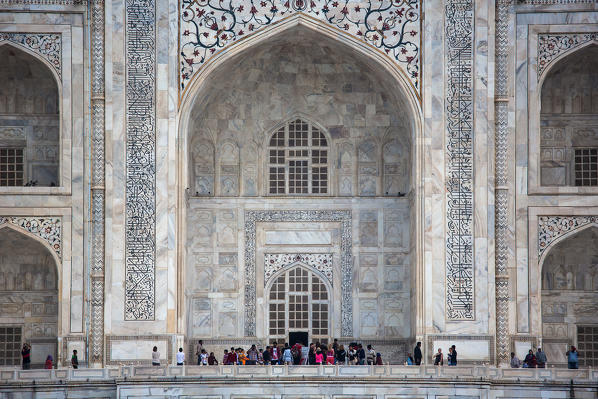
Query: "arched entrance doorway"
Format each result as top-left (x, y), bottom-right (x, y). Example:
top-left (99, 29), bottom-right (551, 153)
top-left (266, 265), bottom-right (331, 345)
top-left (178, 19), bottom-right (422, 362)
top-left (541, 226), bottom-right (598, 367)
top-left (0, 227), bottom-right (58, 367)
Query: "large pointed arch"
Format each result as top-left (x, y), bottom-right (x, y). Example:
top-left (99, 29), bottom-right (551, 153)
top-left (177, 17), bottom-right (424, 340)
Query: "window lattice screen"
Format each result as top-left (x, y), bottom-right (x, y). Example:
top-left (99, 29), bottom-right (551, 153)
top-left (574, 148), bottom-right (598, 186)
top-left (0, 148), bottom-right (24, 186)
top-left (268, 119), bottom-right (328, 195)
top-left (578, 325), bottom-right (598, 367)
top-left (268, 266), bottom-right (330, 344)
top-left (0, 326), bottom-right (22, 366)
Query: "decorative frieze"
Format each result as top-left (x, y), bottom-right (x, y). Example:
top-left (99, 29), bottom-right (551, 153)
top-left (538, 216), bottom-right (598, 260)
top-left (245, 210), bottom-right (352, 337)
top-left (124, 0), bottom-right (157, 321)
top-left (0, 33), bottom-right (61, 79)
top-left (444, 0), bottom-right (475, 320)
top-left (264, 253), bottom-right (333, 286)
top-left (0, 217), bottom-right (61, 260)
top-left (180, 0), bottom-right (421, 97)
top-left (537, 33), bottom-right (598, 80)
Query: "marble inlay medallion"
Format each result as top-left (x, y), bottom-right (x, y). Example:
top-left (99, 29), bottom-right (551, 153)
top-left (537, 33), bottom-right (598, 80)
top-left (538, 216), bottom-right (598, 260)
top-left (0, 217), bottom-right (61, 259)
top-left (444, 0), bottom-right (475, 320)
top-left (245, 210), bottom-right (352, 337)
top-left (0, 33), bottom-right (62, 79)
top-left (264, 253), bottom-right (333, 286)
top-left (180, 0), bottom-right (421, 97)
top-left (124, 0), bottom-right (157, 321)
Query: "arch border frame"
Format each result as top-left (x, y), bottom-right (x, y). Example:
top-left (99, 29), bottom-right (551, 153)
top-left (528, 207), bottom-right (598, 340)
top-left (526, 23), bottom-right (598, 195)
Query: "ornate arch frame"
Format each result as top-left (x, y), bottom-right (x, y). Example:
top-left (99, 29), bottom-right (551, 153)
top-left (0, 26), bottom-right (72, 195)
top-left (528, 207), bottom-right (598, 339)
top-left (177, 15), bottom-right (424, 338)
top-left (527, 24), bottom-right (598, 195)
top-left (0, 218), bottom-right (63, 338)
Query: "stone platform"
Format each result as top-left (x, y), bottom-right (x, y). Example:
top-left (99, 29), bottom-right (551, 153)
top-left (0, 365), bottom-right (597, 399)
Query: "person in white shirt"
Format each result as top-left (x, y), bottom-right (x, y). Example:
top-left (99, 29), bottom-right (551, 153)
top-left (176, 348), bottom-right (185, 366)
top-left (152, 346), bottom-right (160, 366)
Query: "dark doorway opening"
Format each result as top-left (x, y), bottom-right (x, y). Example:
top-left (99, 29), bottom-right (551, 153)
top-left (289, 331), bottom-right (308, 346)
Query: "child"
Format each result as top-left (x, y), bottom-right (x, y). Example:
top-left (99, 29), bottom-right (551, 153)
top-left (200, 349), bottom-right (208, 365)
top-left (238, 349), bottom-right (247, 365)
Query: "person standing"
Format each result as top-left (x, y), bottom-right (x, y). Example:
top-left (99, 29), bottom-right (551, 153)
top-left (566, 346), bottom-right (579, 369)
top-left (366, 344), bottom-right (376, 365)
top-left (336, 344), bottom-right (347, 365)
top-left (433, 348), bottom-right (443, 366)
top-left (523, 349), bottom-right (536, 368)
top-left (44, 355), bottom-right (53, 369)
top-left (282, 343), bottom-right (292, 365)
top-left (447, 347), bottom-right (454, 366)
top-left (71, 349), bottom-right (79, 369)
top-left (357, 344), bottom-right (366, 365)
top-left (451, 345), bottom-right (457, 366)
top-left (176, 348), bottom-right (185, 366)
top-left (510, 352), bottom-right (521, 368)
top-left (195, 340), bottom-right (204, 365)
top-left (535, 347), bottom-right (547, 368)
top-left (414, 342), bottom-right (422, 365)
top-left (262, 346), bottom-right (271, 365)
top-left (406, 353), bottom-right (414, 365)
top-left (152, 346), bottom-right (160, 366)
top-left (21, 343), bottom-right (31, 370)
top-left (247, 344), bottom-right (258, 365)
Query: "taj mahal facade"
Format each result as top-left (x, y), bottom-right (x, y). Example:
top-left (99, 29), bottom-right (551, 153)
top-left (0, 0), bottom-right (597, 397)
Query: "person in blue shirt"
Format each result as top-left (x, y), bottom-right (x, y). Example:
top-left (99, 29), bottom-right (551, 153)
top-left (566, 346), bottom-right (578, 369)
top-left (406, 353), bottom-right (414, 365)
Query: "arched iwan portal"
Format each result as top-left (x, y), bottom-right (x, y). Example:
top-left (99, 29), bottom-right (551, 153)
top-left (541, 226), bottom-right (598, 367)
top-left (0, 227), bottom-right (58, 367)
top-left (179, 21), bottom-right (422, 363)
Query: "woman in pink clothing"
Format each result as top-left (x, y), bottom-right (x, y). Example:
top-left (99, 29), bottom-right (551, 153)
top-left (326, 344), bottom-right (335, 365)
top-left (315, 348), bottom-right (324, 365)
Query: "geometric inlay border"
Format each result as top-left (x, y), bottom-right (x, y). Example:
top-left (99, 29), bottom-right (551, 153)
top-left (0, 33), bottom-right (62, 79)
top-left (245, 210), bottom-right (352, 337)
top-left (0, 216), bottom-right (62, 260)
top-left (179, 0), bottom-right (421, 99)
top-left (538, 215), bottom-right (598, 260)
top-left (444, 0), bottom-right (475, 321)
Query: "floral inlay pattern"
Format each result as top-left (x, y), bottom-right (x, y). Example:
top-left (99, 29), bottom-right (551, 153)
top-left (538, 216), bottom-right (598, 260)
top-left (180, 0), bottom-right (421, 96)
top-left (0, 33), bottom-right (61, 79)
top-left (264, 253), bottom-right (333, 286)
top-left (537, 33), bottom-right (598, 80)
top-left (0, 217), bottom-right (62, 260)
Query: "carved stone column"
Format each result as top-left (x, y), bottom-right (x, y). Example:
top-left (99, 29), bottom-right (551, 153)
top-left (494, 0), bottom-right (514, 365)
top-left (90, 0), bottom-right (106, 366)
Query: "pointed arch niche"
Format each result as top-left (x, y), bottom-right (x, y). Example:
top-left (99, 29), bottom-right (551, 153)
top-left (178, 18), bottom-right (422, 355)
top-left (528, 27), bottom-right (598, 194)
top-left (0, 226), bottom-right (60, 367)
top-left (0, 43), bottom-right (60, 188)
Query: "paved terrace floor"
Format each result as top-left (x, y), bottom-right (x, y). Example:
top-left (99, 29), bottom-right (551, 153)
top-left (0, 365), bottom-right (597, 399)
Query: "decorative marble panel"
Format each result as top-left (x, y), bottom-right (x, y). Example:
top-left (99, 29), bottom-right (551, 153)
top-left (245, 210), bottom-right (352, 336)
top-left (444, 0), bottom-right (474, 321)
top-left (537, 33), bottom-right (598, 80)
top-left (0, 33), bottom-right (61, 79)
top-left (264, 253), bottom-right (333, 286)
top-left (538, 216), bottom-right (598, 260)
top-left (124, 0), bottom-right (156, 321)
top-left (180, 0), bottom-right (421, 96)
top-left (0, 217), bottom-right (61, 260)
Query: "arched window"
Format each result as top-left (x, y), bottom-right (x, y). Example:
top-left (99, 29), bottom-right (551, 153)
top-left (268, 266), bottom-right (330, 344)
top-left (268, 119), bottom-right (329, 195)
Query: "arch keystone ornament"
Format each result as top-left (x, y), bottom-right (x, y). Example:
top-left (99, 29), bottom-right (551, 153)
top-left (179, 0), bottom-right (421, 98)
